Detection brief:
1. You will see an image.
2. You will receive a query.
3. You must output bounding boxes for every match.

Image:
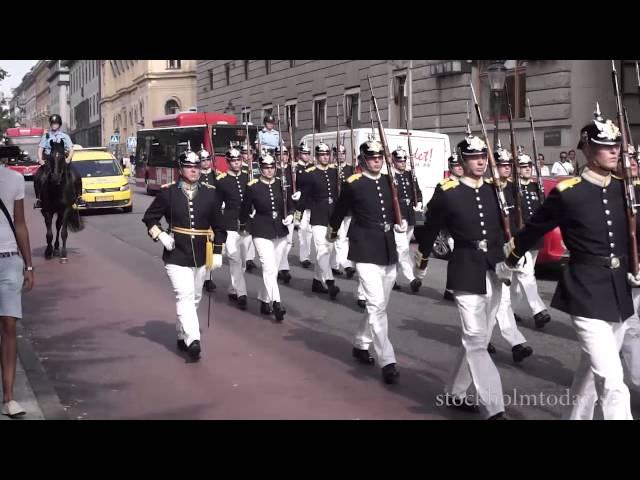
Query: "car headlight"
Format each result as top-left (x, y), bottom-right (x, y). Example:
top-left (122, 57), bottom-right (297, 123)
top-left (119, 185), bottom-right (130, 191)
top-left (82, 188), bottom-right (88, 193)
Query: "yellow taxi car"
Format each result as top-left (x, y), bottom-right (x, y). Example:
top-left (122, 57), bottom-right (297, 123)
top-left (72, 147), bottom-right (133, 213)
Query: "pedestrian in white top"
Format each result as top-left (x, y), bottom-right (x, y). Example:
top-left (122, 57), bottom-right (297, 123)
top-left (537, 153), bottom-right (550, 177)
top-left (551, 151), bottom-right (574, 176)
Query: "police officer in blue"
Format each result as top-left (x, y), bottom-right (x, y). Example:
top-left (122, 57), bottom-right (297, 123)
top-left (258, 115), bottom-right (281, 154)
top-left (33, 114), bottom-right (76, 209)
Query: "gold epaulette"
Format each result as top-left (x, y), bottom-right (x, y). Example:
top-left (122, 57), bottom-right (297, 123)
top-left (248, 179), bottom-right (259, 186)
top-left (556, 177), bottom-right (581, 192)
top-left (161, 182), bottom-right (175, 189)
top-left (346, 173), bottom-right (362, 183)
top-left (241, 169), bottom-right (249, 174)
top-left (202, 183), bottom-right (215, 189)
top-left (438, 178), bottom-right (450, 186)
top-left (216, 172), bottom-right (227, 180)
top-left (305, 166), bottom-right (316, 173)
top-left (485, 177), bottom-right (494, 184)
top-left (441, 178), bottom-right (459, 191)
top-left (633, 179), bottom-right (640, 187)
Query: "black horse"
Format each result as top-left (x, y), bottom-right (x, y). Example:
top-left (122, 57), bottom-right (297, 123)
top-left (39, 140), bottom-right (84, 263)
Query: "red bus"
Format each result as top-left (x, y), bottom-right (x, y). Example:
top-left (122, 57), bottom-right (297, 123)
top-left (4, 127), bottom-right (44, 179)
top-left (134, 112), bottom-right (258, 194)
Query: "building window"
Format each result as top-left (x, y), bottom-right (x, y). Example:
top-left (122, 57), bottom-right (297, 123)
top-left (344, 89), bottom-right (360, 127)
top-left (285, 102), bottom-right (297, 129)
top-left (165, 99), bottom-right (180, 115)
top-left (225, 62), bottom-right (231, 86)
top-left (479, 60), bottom-right (528, 121)
top-left (208, 68), bottom-right (213, 90)
top-left (265, 60), bottom-right (271, 75)
top-left (290, 60), bottom-right (296, 68)
top-left (313, 96), bottom-right (327, 132)
top-left (166, 60), bottom-right (182, 70)
top-left (241, 107), bottom-right (251, 124)
top-left (244, 60), bottom-right (249, 80)
top-left (392, 73), bottom-right (408, 129)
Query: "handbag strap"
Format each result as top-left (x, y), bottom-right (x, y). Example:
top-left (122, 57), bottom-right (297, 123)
top-left (0, 196), bottom-right (17, 240)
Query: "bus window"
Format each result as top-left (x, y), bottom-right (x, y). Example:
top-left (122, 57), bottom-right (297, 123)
top-left (212, 125), bottom-right (258, 156)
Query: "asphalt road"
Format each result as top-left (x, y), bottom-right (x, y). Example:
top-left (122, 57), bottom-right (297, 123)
top-left (20, 182), bottom-right (640, 419)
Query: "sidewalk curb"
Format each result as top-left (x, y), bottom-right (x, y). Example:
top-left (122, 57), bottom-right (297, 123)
top-left (16, 322), bottom-right (68, 420)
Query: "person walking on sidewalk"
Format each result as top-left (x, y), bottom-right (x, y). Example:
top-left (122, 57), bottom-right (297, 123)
top-left (0, 158), bottom-right (34, 418)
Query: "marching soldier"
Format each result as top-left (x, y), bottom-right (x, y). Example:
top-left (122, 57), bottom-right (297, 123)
top-left (275, 145), bottom-right (294, 284)
top-left (328, 139), bottom-right (401, 384)
top-left (258, 115), bottom-right (281, 154)
top-left (296, 143), bottom-right (340, 300)
top-left (333, 144), bottom-right (356, 279)
top-left (142, 145), bottom-right (227, 361)
top-left (295, 141), bottom-right (315, 269)
top-left (390, 146), bottom-right (423, 294)
top-left (239, 153), bottom-right (294, 322)
top-left (199, 146), bottom-right (217, 292)
top-left (486, 143), bottom-right (533, 363)
top-left (214, 147), bottom-right (250, 310)
top-left (509, 151), bottom-right (551, 327)
top-left (415, 132), bottom-right (510, 419)
top-left (504, 106), bottom-right (635, 419)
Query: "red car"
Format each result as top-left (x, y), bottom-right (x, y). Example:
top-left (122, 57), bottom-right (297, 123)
top-left (535, 176), bottom-right (570, 265)
top-left (0, 145), bottom-right (41, 180)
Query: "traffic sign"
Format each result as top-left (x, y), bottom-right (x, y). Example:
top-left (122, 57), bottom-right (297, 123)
top-left (109, 134), bottom-right (120, 144)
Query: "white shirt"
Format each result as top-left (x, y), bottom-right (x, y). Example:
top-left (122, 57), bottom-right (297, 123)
top-left (551, 161), bottom-right (574, 176)
top-left (0, 165), bottom-right (25, 253)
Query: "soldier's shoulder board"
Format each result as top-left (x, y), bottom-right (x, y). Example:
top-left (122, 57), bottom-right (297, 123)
top-left (438, 178), bottom-right (450, 186)
top-left (328, 164), bottom-right (337, 169)
top-left (202, 183), bottom-right (215, 189)
top-left (216, 172), bottom-right (227, 180)
top-left (346, 173), bottom-right (362, 183)
top-left (484, 177), bottom-right (494, 184)
top-left (305, 166), bottom-right (316, 173)
top-left (161, 182), bottom-right (175, 189)
top-left (634, 179), bottom-right (640, 187)
top-left (441, 178), bottom-right (459, 191)
top-left (241, 169), bottom-right (249, 174)
top-left (248, 179), bottom-right (259, 186)
top-left (556, 177), bottom-right (581, 192)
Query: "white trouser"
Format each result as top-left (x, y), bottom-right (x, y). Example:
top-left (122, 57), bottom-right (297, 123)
top-left (354, 263), bottom-right (397, 367)
top-left (298, 209), bottom-right (314, 262)
top-left (312, 225), bottom-right (335, 285)
top-left (394, 225), bottom-right (416, 285)
top-left (225, 231), bottom-right (247, 297)
top-left (490, 283), bottom-right (527, 347)
top-left (447, 272), bottom-right (505, 418)
top-left (510, 250), bottom-right (547, 318)
top-left (278, 224), bottom-right (295, 271)
top-left (335, 216), bottom-right (353, 270)
top-left (621, 289), bottom-right (640, 390)
top-left (241, 233), bottom-right (255, 264)
top-left (253, 236), bottom-right (288, 304)
top-left (165, 263), bottom-right (207, 347)
top-left (568, 316), bottom-right (632, 420)
top-left (355, 277), bottom-right (366, 301)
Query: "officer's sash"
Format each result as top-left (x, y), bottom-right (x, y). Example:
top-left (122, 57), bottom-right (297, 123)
top-left (171, 227), bottom-right (215, 268)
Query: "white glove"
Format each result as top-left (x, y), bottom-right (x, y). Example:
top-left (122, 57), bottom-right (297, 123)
top-left (394, 219), bottom-right (408, 233)
top-left (282, 215), bottom-right (294, 226)
top-left (158, 232), bottom-right (175, 251)
top-left (628, 272), bottom-right (640, 287)
top-left (413, 202), bottom-right (423, 213)
top-left (495, 262), bottom-right (513, 283)
top-left (211, 254), bottom-right (224, 271)
top-left (291, 191), bottom-right (302, 201)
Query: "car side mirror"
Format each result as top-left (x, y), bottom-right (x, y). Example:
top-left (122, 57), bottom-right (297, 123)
top-left (123, 168), bottom-right (131, 176)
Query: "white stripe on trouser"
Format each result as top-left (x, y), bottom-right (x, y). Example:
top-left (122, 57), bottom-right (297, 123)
top-left (353, 263), bottom-right (397, 367)
top-left (165, 264), bottom-right (208, 347)
top-left (490, 283), bottom-right (527, 347)
top-left (253, 236), bottom-right (288, 303)
top-left (312, 225), bottom-right (335, 285)
top-left (241, 233), bottom-right (256, 264)
top-left (621, 289), bottom-right (640, 390)
top-left (394, 225), bottom-right (416, 285)
top-left (224, 231), bottom-right (247, 297)
top-left (278, 224), bottom-right (295, 271)
top-left (510, 250), bottom-right (547, 318)
top-left (448, 272), bottom-right (505, 418)
top-left (335, 216), bottom-right (353, 269)
top-left (568, 316), bottom-right (632, 420)
top-left (298, 209), bottom-right (314, 262)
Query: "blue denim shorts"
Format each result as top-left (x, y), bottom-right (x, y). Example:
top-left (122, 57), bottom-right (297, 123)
top-left (0, 254), bottom-right (24, 319)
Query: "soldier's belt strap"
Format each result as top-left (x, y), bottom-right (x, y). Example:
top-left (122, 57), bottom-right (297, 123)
top-left (456, 239), bottom-right (497, 252)
top-left (570, 252), bottom-right (625, 269)
top-left (171, 227), bottom-right (211, 236)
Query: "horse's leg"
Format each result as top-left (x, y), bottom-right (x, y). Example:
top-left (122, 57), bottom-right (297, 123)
top-left (44, 211), bottom-right (54, 259)
top-left (53, 212), bottom-right (63, 256)
top-left (60, 209), bottom-right (69, 264)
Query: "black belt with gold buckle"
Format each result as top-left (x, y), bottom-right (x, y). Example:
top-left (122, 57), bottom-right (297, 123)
top-left (570, 252), bottom-right (625, 269)
top-left (457, 239), bottom-right (491, 252)
top-left (0, 251), bottom-right (19, 258)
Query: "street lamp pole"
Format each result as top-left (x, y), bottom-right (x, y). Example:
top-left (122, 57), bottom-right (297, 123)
top-left (488, 61), bottom-right (507, 149)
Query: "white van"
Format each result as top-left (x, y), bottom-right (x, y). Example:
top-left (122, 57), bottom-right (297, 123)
top-left (299, 128), bottom-right (451, 224)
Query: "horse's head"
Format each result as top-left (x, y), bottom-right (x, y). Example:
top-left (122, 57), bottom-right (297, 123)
top-left (49, 140), bottom-right (67, 185)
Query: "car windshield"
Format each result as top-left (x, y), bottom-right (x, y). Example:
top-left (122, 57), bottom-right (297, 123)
top-left (74, 159), bottom-right (121, 178)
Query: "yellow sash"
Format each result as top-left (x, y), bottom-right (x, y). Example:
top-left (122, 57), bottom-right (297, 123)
top-left (171, 227), bottom-right (215, 268)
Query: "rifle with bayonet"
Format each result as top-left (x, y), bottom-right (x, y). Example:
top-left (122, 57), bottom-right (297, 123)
top-left (276, 104), bottom-right (288, 217)
top-left (335, 102), bottom-right (343, 196)
top-left (526, 98), bottom-right (544, 199)
top-left (504, 82), bottom-right (524, 229)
